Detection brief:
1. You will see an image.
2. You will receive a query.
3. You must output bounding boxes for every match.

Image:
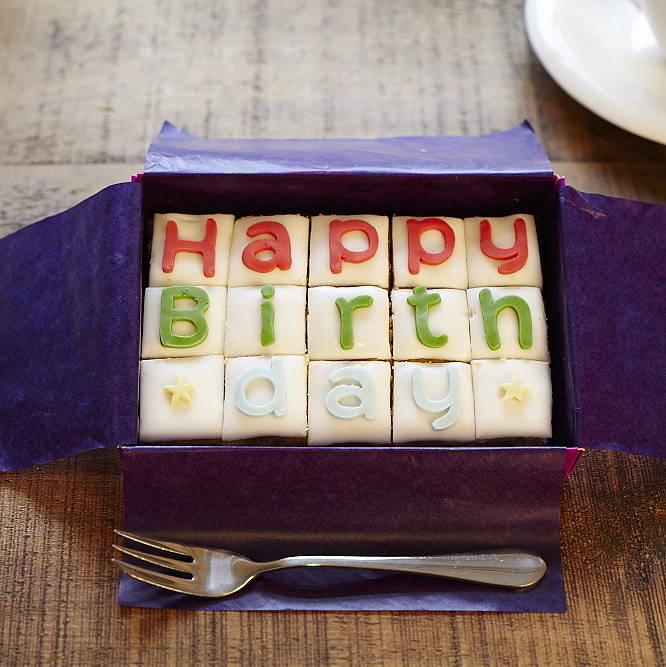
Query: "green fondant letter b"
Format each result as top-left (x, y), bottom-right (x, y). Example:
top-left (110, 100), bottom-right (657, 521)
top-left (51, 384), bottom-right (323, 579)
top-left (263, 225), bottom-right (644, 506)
top-left (159, 286), bottom-right (210, 348)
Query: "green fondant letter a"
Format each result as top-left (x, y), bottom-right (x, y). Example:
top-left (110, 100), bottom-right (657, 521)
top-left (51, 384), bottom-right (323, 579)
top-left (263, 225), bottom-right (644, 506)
top-left (160, 286), bottom-right (210, 348)
top-left (479, 288), bottom-right (532, 350)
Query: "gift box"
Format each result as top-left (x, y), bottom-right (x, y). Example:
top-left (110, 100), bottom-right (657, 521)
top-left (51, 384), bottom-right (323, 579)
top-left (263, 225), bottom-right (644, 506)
top-left (0, 122), bottom-right (663, 612)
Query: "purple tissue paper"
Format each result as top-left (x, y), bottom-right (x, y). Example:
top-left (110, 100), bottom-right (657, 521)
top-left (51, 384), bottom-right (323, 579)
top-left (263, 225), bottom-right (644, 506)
top-left (0, 183), bottom-right (142, 471)
top-left (118, 446), bottom-right (568, 612)
top-left (141, 121), bottom-right (556, 217)
top-left (556, 187), bottom-right (665, 458)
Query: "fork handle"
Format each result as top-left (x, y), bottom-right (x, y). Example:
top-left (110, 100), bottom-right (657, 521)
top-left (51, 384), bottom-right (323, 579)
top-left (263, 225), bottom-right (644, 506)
top-left (262, 550), bottom-right (546, 588)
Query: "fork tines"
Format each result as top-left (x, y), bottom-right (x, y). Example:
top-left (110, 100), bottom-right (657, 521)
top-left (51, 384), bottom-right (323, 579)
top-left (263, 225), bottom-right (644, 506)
top-left (112, 529), bottom-right (199, 595)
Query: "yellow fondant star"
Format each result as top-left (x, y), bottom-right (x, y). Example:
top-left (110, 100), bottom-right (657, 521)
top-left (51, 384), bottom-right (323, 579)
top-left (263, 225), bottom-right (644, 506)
top-left (499, 376), bottom-right (529, 402)
top-left (163, 376), bottom-right (195, 408)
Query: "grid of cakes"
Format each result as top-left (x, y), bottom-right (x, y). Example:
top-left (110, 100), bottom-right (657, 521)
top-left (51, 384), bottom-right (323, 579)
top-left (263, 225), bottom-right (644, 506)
top-left (140, 213), bottom-right (551, 445)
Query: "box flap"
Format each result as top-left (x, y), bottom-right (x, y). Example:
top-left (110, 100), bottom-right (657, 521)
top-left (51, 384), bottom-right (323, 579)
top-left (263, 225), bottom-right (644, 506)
top-left (142, 122), bottom-right (555, 218)
top-left (119, 445), bottom-right (567, 612)
top-left (559, 186), bottom-right (665, 458)
top-left (146, 120), bottom-right (553, 176)
top-left (0, 182), bottom-right (142, 471)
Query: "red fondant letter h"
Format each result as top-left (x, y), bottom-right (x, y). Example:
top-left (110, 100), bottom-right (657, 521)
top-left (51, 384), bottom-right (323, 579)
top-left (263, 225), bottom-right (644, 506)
top-left (162, 218), bottom-right (217, 277)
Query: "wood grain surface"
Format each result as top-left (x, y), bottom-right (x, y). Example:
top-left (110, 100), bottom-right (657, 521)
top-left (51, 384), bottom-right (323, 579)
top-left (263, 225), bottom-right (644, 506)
top-left (1, 1), bottom-right (664, 665)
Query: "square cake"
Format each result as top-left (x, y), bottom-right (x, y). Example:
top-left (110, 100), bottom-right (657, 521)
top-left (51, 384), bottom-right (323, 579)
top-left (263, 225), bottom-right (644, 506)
top-left (138, 211), bottom-right (552, 445)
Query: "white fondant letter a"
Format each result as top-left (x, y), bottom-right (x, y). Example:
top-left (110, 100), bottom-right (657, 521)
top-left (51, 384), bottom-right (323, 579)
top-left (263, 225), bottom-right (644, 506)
top-left (325, 366), bottom-right (376, 421)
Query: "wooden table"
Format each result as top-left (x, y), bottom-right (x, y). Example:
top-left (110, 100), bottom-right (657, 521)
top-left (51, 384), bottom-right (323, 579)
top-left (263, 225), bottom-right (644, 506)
top-left (1, 1), bottom-right (664, 664)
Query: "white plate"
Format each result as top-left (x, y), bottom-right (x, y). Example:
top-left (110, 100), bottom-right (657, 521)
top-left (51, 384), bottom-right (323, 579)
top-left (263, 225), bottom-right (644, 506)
top-left (525, 0), bottom-right (666, 145)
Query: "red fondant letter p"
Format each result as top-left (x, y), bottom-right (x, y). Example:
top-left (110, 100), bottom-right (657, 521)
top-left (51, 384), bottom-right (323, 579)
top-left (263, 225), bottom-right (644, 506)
top-left (329, 219), bottom-right (379, 274)
top-left (406, 218), bottom-right (456, 275)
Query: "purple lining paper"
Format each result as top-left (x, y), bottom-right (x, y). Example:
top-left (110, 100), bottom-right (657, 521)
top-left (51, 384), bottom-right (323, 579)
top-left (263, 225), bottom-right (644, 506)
top-left (141, 122), bottom-right (555, 218)
top-left (556, 187), bottom-right (665, 458)
top-left (0, 183), bottom-right (142, 471)
top-left (119, 446), bottom-right (568, 612)
top-left (147, 120), bottom-right (553, 175)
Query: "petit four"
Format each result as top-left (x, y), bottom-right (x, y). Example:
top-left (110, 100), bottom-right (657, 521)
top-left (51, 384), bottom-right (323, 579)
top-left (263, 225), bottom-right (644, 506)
top-left (139, 355), bottom-right (224, 442)
top-left (309, 215), bottom-right (389, 287)
top-left (222, 355), bottom-right (308, 440)
top-left (141, 285), bottom-right (227, 358)
top-left (465, 214), bottom-right (542, 287)
top-left (392, 216), bottom-right (467, 289)
top-left (149, 213), bottom-right (234, 287)
top-left (392, 361), bottom-right (475, 442)
top-left (391, 287), bottom-right (472, 361)
top-left (467, 286), bottom-right (548, 361)
top-left (307, 286), bottom-right (391, 360)
top-left (471, 359), bottom-right (552, 439)
top-left (138, 210), bottom-right (553, 446)
top-left (307, 361), bottom-right (392, 444)
top-left (224, 285), bottom-right (307, 357)
top-left (227, 215), bottom-right (309, 286)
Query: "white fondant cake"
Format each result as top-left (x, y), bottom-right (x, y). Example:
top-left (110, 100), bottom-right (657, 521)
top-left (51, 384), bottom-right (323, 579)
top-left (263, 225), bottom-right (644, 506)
top-left (139, 355), bottom-right (224, 442)
top-left (227, 215), bottom-right (309, 286)
top-left (224, 285), bottom-right (306, 357)
top-left (471, 359), bottom-right (552, 439)
top-left (467, 286), bottom-right (549, 361)
top-left (392, 361), bottom-right (475, 443)
top-left (149, 213), bottom-right (235, 287)
top-left (307, 360), bottom-right (392, 445)
top-left (141, 285), bottom-right (227, 359)
top-left (307, 285), bottom-right (391, 360)
top-left (138, 210), bottom-right (554, 446)
top-left (222, 355), bottom-right (307, 439)
top-left (309, 214), bottom-right (389, 287)
top-left (465, 214), bottom-right (542, 288)
top-left (391, 287), bottom-right (471, 361)
top-left (392, 216), bottom-right (468, 289)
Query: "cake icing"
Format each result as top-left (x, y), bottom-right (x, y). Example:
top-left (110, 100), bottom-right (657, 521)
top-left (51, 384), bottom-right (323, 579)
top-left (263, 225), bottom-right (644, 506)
top-left (141, 285), bottom-right (227, 358)
top-left (139, 211), bottom-right (553, 445)
top-left (465, 214), bottom-right (542, 288)
top-left (227, 215), bottom-right (309, 286)
top-left (392, 361), bottom-right (475, 442)
top-left (391, 287), bottom-right (471, 361)
top-left (139, 355), bottom-right (224, 442)
top-left (392, 216), bottom-right (467, 289)
top-left (149, 213), bottom-right (234, 287)
top-left (309, 215), bottom-right (389, 287)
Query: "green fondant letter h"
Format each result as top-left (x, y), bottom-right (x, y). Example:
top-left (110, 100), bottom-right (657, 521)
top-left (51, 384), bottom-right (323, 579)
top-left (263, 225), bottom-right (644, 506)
top-left (479, 288), bottom-right (532, 350)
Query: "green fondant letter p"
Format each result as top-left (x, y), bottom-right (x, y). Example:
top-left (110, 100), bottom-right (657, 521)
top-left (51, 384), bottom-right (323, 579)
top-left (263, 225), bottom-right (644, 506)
top-left (479, 288), bottom-right (532, 350)
top-left (160, 286), bottom-right (210, 348)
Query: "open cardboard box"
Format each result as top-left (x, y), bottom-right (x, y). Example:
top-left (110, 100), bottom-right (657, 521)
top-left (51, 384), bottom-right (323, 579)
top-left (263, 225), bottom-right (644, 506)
top-left (0, 122), bottom-right (663, 611)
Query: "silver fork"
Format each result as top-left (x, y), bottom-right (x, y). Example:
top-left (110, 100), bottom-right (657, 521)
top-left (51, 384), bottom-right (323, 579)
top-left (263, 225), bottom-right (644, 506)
top-left (112, 530), bottom-right (547, 596)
